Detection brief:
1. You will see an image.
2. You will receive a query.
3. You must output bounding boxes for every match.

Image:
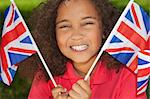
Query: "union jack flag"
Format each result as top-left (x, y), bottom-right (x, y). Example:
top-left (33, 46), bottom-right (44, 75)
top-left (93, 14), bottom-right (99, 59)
top-left (104, 1), bottom-right (150, 95)
top-left (0, 2), bottom-right (36, 85)
top-left (137, 50), bottom-right (150, 95)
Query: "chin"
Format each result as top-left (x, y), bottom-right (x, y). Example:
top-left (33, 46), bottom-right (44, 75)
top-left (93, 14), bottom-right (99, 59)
top-left (71, 56), bottom-right (94, 65)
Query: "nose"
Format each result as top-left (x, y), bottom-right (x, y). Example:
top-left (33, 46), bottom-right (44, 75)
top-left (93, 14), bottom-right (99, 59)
top-left (70, 27), bottom-right (84, 40)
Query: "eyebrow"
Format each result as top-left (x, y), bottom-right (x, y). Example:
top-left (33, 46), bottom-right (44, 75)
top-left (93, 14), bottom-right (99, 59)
top-left (56, 16), bottom-right (97, 25)
top-left (82, 16), bottom-right (97, 20)
top-left (56, 19), bottom-right (69, 25)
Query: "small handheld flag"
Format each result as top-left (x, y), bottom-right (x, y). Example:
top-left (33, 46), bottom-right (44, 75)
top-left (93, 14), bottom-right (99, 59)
top-left (0, 0), bottom-right (57, 87)
top-left (0, 2), bottom-right (36, 85)
top-left (85, 0), bottom-right (150, 96)
top-left (105, 1), bottom-right (150, 95)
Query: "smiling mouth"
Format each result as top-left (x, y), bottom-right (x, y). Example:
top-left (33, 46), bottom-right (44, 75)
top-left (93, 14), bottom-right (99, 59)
top-left (70, 44), bottom-right (88, 52)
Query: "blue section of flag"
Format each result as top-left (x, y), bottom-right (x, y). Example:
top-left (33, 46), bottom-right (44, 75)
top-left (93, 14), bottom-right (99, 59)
top-left (140, 7), bottom-right (150, 33)
top-left (8, 52), bottom-right (29, 66)
top-left (0, 65), bottom-right (1, 73)
top-left (4, 6), bottom-right (10, 20)
top-left (8, 68), bottom-right (16, 79)
top-left (138, 58), bottom-right (150, 65)
top-left (14, 10), bottom-right (19, 22)
top-left (112, 53), bottom-right (134, 64)
top-left (0, 76), bottom-right (2, 81)
top-left (137, 79), bottom-right (148, 88)
top-left (20, 36), bottom-right (33, 44)
top-left (110, 35), bottom-right (123, 43)
top-left (125, 9), bottom-right (134, 23)
top-left (0, 65), bottom-right (2, 81)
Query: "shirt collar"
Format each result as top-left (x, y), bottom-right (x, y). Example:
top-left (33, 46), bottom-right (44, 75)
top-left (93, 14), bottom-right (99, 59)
top-left (62, 61), bottom-right (113, 85)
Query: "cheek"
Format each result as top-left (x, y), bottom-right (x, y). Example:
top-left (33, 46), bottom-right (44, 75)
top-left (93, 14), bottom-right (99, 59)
top-left (56, 31), bottom-right (68, 49)
top-left (92, 35), bottom-right (101, 52)
top-left (88, 29), bottom-right (102, 49)
top-left (56, 35), bottom-right (64, 49)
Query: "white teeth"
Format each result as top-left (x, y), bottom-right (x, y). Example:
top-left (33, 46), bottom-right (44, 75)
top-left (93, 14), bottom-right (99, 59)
top-left (71, 44), bottom-right (88, 51)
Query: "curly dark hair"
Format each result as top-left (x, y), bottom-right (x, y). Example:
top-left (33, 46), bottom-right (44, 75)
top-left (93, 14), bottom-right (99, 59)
top-left (25, 0), bottom-right (123, 78)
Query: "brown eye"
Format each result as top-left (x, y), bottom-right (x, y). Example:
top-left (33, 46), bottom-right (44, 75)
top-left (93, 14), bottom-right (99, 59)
top-left (59, 25), bottom-right (69, 29)
top-left (86, 22), bottom-right (94, 25)
top-left (57, 25), bottom-right (71, 30)
top-left (82, 21), bottom-right (95, 26)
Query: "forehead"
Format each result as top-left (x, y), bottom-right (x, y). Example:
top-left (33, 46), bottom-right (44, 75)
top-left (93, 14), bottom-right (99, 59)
top-left (57, 0), bottom-right (98, 18)
top-left (58, 0), bottom-right (96, 11)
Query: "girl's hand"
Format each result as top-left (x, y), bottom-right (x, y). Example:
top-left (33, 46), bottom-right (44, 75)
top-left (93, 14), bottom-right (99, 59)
top-left (68, 79), bottom-right (92, 99)
top-left (52, 85), bottom-right (68, 99)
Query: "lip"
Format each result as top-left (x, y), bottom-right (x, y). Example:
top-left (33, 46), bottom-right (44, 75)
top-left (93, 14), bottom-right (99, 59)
top-left (70, 44), bottom-right (89, 52)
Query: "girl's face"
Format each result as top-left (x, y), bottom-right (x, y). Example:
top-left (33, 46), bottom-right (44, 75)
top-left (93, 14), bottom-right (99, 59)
top-left (56, 0), bottom-right (102, 67)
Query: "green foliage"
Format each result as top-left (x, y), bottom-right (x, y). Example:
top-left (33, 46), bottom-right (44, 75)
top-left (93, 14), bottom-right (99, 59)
top-left (0, 0), bottom-right (44, 12)
top-left (0, 72), bottom-right (32, 99)
top-left (147, 82), bottom-right (150, 99)
top-left (111, 0), bottom-right (149, 13)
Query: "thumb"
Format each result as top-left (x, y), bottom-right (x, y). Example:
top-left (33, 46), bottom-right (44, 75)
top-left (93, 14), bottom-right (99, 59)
top-left (86, 76), bottom-right (91, 85)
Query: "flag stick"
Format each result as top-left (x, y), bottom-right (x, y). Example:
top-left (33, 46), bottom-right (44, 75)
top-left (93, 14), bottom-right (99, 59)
top-left (10, 0), bottom-right (57, 87)
top-left (84, 0), bottom-right (134, 81)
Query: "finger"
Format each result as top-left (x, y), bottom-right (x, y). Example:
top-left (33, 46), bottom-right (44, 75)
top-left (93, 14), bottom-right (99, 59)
top-left (77, 80), bottom-right (92, 95)
top-left (56, 93), bottom-right (68, 99)
top-left (71, 83), bottom-right (87, 95)
top-left (52, 85), bottom-right (67, 98)
top-left (71, 83), bottom-right (90, 98)
top-left (68, 89), bottom-right (80, 99)
top-left (52, 88), bottom-right (67, 98)
top-left (87, 77), bottom-right (90, 85)
top-left (52, 85), bottom-right (64, 94)
top-left (67, 96), bottom-right (73, 99)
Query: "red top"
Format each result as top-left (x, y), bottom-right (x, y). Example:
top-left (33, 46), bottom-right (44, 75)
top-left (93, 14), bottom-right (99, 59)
top-left (28, 61), bottom-right (147, 99)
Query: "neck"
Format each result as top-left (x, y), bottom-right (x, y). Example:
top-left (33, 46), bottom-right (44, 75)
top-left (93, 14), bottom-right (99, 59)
top-left (73, 55), bottom-right (97, 77)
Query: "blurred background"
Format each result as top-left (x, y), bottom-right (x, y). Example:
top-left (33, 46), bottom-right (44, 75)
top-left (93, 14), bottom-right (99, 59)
top-left (0, 0), bottom-right (149, 99)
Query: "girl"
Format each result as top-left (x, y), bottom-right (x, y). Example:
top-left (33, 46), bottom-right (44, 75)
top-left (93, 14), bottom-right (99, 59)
top-left (28, 0), bottom-right (147, 99)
